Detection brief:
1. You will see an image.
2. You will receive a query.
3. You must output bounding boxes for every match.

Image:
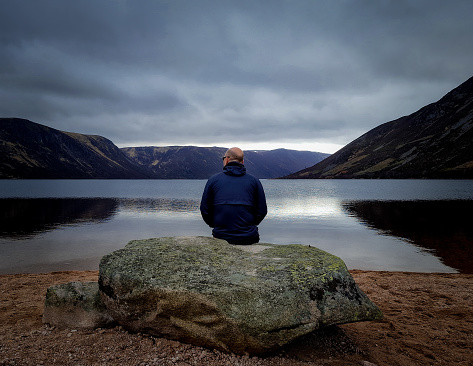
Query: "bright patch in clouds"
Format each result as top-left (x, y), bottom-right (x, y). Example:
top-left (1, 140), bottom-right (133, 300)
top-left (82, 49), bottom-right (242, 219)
top-left (1, 1), bottom-right (472, 154)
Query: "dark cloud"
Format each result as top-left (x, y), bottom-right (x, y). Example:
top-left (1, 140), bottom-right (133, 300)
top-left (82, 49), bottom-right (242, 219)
top-left (1, 0), bottom-right (472, 153)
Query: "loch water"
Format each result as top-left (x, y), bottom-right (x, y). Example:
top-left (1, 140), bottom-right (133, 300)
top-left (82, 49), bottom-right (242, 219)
top-left (1, 179), bottom-right (473, 274)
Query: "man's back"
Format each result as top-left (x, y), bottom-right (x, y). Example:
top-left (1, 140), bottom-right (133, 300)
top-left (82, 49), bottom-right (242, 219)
top-left (200, 149), bottom-right (267, 245)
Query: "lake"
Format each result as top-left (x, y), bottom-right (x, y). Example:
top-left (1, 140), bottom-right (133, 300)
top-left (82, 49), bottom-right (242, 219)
top-left (1, 179), bottom-right (473, 274)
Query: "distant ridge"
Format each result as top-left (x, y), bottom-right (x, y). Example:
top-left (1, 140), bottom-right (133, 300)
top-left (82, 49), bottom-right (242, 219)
top-left (0, 118), bottom-right (328, 179)
top-left (122, 146), bottom-right (329, 179)
top-left (0, 118), bottom-right (149, 179)
top-left (285, 76), bottom-right (473, 179)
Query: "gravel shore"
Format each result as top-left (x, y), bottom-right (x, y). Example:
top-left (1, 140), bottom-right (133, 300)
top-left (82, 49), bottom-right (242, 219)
top-left (1, 270), bottom-right (472, 365)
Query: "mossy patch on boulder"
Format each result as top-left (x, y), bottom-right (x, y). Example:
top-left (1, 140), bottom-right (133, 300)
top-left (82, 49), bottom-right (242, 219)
top-left (98, 236), bottom-right (382, 354)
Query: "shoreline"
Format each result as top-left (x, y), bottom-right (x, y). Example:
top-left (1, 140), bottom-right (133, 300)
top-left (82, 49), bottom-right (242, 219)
top-left (1, 270), bottom-right (472, 365)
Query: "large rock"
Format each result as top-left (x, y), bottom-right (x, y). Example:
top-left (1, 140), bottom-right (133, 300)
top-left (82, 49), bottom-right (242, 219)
top-left (99, 236), bottom-right (382, 354)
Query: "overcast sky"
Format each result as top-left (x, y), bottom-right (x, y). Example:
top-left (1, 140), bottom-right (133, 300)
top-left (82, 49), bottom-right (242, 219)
top-left (1, 0), bottom-right (472, 153)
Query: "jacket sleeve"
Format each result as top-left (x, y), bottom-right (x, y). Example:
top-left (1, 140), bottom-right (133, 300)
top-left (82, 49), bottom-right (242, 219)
top-left (254, 179), bottom-right (267, 225)
top-left (200, 180), bottom-right (214, 227)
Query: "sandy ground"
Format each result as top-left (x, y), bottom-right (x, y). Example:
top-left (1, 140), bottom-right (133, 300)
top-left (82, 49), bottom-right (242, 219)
top-left (1, 270), bottom-right (472, 366)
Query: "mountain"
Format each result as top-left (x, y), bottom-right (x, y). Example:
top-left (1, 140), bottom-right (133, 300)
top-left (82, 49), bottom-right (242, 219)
top-left (121, 146), bottom-right (226, 179)
top-left (285, 76), bottom-right (473, 179)
top-left (0, 118), bottom-right (328, 179)
top-left (0, 118), bottom-right (149, 179)
top-left (122, 147), bottom-right (329, 179)
top-left (244, 149), bottom-right (329, 179)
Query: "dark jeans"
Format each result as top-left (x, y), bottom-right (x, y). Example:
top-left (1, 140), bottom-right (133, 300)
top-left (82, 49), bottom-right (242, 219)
top-left (225, 235), bottom-right (260, 245)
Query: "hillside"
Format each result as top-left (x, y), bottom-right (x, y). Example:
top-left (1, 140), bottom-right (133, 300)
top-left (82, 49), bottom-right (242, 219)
top-left (285, 75), bottom-right (473, 179)
top-left (244, 149), bottom-right (329, 179)
top-left (0, 118), bottom-right (328, 179)
top-left (122, 146), bottom-right (329, 179)
top-left (0, 118), bottom-right (149, 179)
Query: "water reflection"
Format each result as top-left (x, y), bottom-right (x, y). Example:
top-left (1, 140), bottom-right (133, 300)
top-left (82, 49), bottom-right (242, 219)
top-left (343, 200), bottom-right (473, 273)
top-left (0, 198), bottom-right (201, 239)
top-left (2, 196), bottom-right (472, 274)
top-left (0, 198), bottom-right (118, 239)
top-left (119, 198), bottom-right (199, 215)
top-left (0, 197), bottom-right (206, 274)
top-left (268, 197), bottom-right (343, 219)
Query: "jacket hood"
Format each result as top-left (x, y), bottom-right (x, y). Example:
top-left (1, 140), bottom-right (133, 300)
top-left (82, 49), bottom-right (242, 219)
top-left (223, 162), bottom-right (246, 176)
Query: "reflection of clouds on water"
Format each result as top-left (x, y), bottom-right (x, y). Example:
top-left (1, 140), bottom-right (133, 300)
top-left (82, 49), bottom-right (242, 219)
top-left (117, 198), bottom-right (200, 217)
top-left (268, 198), bottom-right (343, 219)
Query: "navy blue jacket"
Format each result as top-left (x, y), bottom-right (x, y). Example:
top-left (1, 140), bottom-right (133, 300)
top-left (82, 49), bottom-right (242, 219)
top-left (200, 162), bottom-right (267, 244)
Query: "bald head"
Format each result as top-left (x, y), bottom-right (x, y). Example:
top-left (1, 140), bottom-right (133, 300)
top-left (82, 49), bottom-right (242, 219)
top-left (225, 147), bottom-right (244, 163)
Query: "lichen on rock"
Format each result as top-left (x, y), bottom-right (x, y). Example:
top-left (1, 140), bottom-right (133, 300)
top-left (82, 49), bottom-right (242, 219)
top-left (42, 236), bottom-right (382, 354)
top-left (97, 236), bottom-right (382, 354)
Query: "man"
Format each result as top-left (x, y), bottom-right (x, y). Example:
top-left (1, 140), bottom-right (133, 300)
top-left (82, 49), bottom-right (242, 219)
top-left (200, 147), bottom-right (267, 245)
